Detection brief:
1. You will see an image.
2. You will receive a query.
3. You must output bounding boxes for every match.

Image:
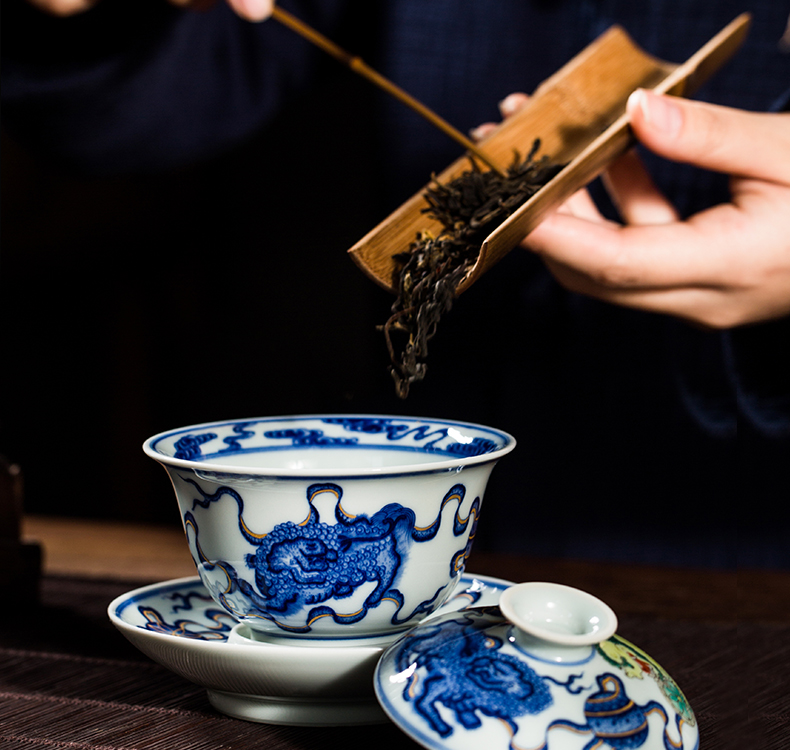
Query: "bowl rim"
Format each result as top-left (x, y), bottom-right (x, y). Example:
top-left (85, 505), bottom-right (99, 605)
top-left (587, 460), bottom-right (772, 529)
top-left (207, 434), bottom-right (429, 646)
top-left (142, 413), bottom-right (516, 477)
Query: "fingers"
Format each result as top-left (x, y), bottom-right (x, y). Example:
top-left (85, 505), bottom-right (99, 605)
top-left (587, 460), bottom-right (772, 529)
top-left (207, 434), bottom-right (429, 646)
top-left (224, 0), bottom-right (274, 21)
top-left (481, 88), bottom-right (790, 328)
top-left (470, 123), bottom-right (497, 142)
top-left (543, 246), bottom-right (790, 329)
top-left (26, 0), bottom-right (100, 15)
top-left (524, 196), bottom-right (790, 328)
top-left (602, 149), bottom-right (680, 225)
top-left (528, 213), bottom-right (735, 325)
top-left (27, 0), bottom-right (272, 16)
top-left (542, 252), bottom-right (744, 327)
top-left (471, 93), bottom-right (530, 142)
top-left (557, 188), bottom-right (605, 222)
top-left (627, 89), bottom-right (790, 185)
top-left (524, 204), bottom-right (740, 290)
top-left (168, 0), bottom-right (217, 9)
top-left (499, 92), bottom-right (530, 118)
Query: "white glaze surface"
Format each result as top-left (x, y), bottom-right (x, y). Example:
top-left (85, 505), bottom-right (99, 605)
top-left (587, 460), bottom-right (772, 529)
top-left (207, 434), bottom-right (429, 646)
top-left (499, 581), bottom-right (618, 646)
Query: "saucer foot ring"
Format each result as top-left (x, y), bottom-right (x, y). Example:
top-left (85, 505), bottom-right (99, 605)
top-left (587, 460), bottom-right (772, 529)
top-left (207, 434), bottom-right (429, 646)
top-left (206, 690), bottom-right (388, 726)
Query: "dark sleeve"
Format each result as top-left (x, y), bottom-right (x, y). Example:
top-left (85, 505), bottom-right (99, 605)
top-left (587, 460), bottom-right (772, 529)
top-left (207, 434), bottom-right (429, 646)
top-left (725, 318), bottom-right (790, 438)
top-left (1, 0), bottom-right (337, 175)
top-left (724, 88), bottom-right (790, 438)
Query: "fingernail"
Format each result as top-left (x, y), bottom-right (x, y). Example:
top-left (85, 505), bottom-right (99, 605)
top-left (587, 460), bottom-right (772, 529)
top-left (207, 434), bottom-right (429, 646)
top-left (499, 93), bottom-right (524, 118)
top-left (629, 89), bottom-right (682, 136)
top-left (469, 125), bottom-right (489, 141)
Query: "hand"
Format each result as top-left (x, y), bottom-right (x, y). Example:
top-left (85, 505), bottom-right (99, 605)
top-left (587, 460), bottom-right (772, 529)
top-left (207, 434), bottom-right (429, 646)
top-left (25, 0), bottom-right (101, 14)
top-left (26, 0), bottom-right (274, 21)
top-left (478, 90), bottom-right (790, 329)
top-left (521, 89), bottom-right (790, 328)
top-left (220, 0), bottom-right (274, 21)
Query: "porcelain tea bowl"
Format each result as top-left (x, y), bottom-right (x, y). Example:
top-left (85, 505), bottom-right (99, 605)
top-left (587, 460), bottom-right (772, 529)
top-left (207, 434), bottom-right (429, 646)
top-left (143, 415), bottom-right (515, 643)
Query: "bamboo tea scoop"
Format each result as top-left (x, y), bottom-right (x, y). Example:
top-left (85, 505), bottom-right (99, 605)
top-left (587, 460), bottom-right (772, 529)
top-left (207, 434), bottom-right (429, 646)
top-left (348, 13), bottom-right (752, 295)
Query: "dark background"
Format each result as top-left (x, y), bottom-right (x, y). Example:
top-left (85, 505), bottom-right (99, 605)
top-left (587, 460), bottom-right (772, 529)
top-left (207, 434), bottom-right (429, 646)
top-left (3, 0), bottom-right (788, 570)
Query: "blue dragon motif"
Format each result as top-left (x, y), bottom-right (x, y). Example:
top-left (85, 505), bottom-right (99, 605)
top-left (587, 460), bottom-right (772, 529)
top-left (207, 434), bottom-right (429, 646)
top-left (182, 479), bottom-right (480, 633)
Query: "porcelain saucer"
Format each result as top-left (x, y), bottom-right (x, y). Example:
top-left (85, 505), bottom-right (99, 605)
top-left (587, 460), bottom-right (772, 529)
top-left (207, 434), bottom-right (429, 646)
top-left (108, 572), bottom-right (513, 726)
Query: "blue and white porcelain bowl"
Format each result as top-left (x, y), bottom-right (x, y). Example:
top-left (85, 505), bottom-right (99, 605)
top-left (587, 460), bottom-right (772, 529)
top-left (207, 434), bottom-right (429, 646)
top-left (143, 415), bottom-right (515, 641)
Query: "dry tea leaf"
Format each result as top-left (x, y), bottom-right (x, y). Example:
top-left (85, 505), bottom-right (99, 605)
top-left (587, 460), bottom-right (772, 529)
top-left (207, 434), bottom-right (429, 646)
top-left (381, 141), bottom-right (563, 398)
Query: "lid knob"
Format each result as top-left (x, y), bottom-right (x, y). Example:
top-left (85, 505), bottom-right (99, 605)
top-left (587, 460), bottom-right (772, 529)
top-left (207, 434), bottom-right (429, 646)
top-left (499, 582), bottom-right (618, 647)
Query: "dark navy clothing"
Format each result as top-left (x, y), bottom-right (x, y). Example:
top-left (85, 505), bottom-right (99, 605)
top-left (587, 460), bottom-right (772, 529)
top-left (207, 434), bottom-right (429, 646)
top-left (2, 1), bottom-right (789, 567)
top-left (2, 0), bottom-right (346, 173)
top-left (4, 2), bottom-right (788, 177)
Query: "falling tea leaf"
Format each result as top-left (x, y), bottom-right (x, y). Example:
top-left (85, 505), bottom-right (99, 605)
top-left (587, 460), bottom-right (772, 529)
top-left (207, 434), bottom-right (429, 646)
top-left (381, 141), bottom-right (563, 398)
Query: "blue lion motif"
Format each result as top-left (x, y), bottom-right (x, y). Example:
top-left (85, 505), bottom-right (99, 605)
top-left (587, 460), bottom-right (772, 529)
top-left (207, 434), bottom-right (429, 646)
top-left (393, 610), bottom-right (584, 739)
top-left (247, 486), bottom-right (415, 616)
top-left (182, 479), bottom-right (479, 633)
top-left (393, 614), bottom-right (689, 750)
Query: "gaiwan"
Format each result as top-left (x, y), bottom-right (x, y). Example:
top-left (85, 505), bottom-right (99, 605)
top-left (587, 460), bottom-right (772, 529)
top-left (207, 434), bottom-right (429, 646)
top-left (143, 414), bottom-right (516, 641)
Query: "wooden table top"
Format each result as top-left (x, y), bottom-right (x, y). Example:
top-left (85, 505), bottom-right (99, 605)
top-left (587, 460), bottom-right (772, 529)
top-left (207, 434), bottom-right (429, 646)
top-left (3, 515), bottom-right (788, 750)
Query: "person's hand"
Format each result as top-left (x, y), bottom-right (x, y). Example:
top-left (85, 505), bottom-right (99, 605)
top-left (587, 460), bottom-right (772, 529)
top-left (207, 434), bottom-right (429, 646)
top-left (26, 0), bottom-right (274, 21)
top-left (25, 0), bottom-right (100, 14)
top-left (220, 0), bottom-right (273, 21)
top-left (481, 90), bottom-right (790, 329)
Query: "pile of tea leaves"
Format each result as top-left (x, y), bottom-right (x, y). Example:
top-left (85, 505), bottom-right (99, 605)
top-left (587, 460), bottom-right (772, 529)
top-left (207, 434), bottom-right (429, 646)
top-left (381, 139), bottom-right (563, 398)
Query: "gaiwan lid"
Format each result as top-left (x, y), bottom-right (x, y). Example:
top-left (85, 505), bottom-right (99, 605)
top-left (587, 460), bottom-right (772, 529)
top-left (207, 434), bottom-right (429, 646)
top-left (374, 582), bottom-right (698, 750)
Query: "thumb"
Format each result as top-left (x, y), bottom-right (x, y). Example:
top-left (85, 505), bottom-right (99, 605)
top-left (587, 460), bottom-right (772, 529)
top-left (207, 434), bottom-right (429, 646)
top-left (626, 88), bottom-right (790, 184)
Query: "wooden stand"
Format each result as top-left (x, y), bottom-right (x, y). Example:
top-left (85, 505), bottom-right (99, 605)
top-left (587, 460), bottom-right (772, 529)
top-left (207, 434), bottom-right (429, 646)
top-left (0, 456), bottom-right (42, 603)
